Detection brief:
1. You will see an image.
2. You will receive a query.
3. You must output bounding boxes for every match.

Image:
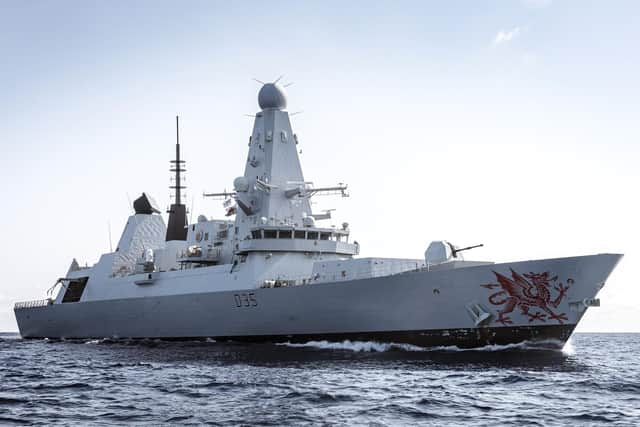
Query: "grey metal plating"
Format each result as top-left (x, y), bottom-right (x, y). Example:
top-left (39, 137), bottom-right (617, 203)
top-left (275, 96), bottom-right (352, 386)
top-left (16, 254), bottom-right (620, 342)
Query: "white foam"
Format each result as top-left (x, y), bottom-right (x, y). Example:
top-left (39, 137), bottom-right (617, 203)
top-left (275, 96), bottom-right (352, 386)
top-left (278, 339), bottom-right (566, 353)
top-left (562, 337), bottom-right (576, 355)
top-left (278, 340), bottom-right (426, 352)
top-left (430, 339), bottom-right (565, 352)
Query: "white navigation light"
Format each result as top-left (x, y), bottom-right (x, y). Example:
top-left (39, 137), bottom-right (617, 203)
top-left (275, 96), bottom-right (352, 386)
top-left (258, 83), bottom-right (287, 110)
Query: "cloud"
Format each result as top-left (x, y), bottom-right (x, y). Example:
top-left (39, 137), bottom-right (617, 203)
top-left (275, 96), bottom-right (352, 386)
top-left (492, 27), bottom-right (521, 46)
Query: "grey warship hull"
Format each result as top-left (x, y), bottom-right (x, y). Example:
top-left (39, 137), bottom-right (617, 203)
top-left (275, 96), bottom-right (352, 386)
top-left (14, 82), bottom-right (623, 349)
top-left (15, 254), bottom-right (621, 347)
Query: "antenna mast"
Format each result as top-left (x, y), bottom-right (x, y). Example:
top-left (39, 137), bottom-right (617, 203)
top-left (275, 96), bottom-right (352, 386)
top-left (165, 115), bottom-right (188, 241)
top-left (175, 115), bottom-right (182, 205)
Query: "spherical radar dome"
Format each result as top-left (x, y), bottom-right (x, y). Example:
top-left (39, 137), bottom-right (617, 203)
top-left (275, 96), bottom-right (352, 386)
top-left (234, 176), bottom-right (249, 192)
top-left (258, 83), bottom-right (287, 110)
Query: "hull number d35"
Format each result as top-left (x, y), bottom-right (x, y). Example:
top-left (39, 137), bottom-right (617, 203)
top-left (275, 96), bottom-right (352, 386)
top-left (234, 293), bottom-right (258, 308)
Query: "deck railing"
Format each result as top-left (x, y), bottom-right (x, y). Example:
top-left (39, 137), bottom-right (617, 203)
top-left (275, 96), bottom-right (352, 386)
top-left (14, 299), bottom-right (52, 310)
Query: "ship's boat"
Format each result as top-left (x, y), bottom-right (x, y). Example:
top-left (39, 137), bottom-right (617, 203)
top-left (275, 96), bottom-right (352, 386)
top-left (14, 83), bottom-right (622, 348)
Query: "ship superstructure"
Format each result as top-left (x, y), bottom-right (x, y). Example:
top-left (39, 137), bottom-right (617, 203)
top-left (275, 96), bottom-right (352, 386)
top-left (14, 83), bottom-right (622, 348)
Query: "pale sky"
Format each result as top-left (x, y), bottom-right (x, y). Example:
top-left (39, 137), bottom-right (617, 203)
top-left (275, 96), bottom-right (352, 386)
top-left (1, 0), bottom-right (638, 332)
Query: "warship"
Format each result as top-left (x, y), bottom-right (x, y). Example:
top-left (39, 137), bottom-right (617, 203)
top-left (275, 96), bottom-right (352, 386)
top-left (14, 82), bottom-right (622, 348)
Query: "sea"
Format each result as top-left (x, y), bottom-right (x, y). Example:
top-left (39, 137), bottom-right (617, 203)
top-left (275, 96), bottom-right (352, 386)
top-left (0, 333), bottom-right (638, 426)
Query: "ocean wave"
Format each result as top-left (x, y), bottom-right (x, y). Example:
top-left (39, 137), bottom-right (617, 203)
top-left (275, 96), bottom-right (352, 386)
top-left (165, 415), bottom-right (194, 422)
top-left (277, 339), bottom-right (566, 353)
top-left (565, 413), bottom-right (619, 423)
top-left (283, 390), bottom-right (355, 403)
top-left (430, 339), bottom-right (566, 352)
top-left (278, 340), bottom-right (426, 352)
top-left (562, 338), bottom-right (575, 355)
top-left (359, 403), bottom-right (442, 420)
top-left (31, 382), bottom-right (94, 391)
top-left (0, 333), bottom-right (637, 426)
top-left (0, 396), bottom-right (28, 405)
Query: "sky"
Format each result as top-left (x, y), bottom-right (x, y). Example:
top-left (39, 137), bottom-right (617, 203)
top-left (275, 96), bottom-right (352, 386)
top-left (1, 0), bottom-right (638, 332)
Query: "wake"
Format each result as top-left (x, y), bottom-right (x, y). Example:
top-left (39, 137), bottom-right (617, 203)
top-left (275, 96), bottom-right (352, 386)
top-left (278, 338), bottom-right (572, 353)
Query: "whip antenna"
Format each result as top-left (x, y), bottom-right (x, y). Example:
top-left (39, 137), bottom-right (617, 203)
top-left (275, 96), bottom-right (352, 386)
top-left (108, 221), bottom-right (113, 252)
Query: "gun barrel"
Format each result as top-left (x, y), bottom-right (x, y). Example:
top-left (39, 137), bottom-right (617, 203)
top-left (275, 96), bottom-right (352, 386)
top-left (452, 244), bottom-right (484, 255)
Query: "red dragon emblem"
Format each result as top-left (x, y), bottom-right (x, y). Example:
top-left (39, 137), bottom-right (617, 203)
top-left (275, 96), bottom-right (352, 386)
top-left (481, 269), bottom-right (573, 326)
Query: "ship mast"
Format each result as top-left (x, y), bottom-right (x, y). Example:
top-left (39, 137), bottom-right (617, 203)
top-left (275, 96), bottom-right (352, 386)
top-left (165, 116), bottom-right (188, 241)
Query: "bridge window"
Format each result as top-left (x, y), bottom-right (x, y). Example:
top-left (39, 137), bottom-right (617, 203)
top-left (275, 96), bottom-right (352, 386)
top-left (320, 232), bottom-right (331, 241)
top-left (279, 230), bottom-right (292, 239)
top-left (307, 231), bottom-right (318, 240)
top-left (251, 230), bottom-right (262, 239)
top-left (264, 230), bottom-right (277, 239)
top-left (294, 230), bottom-right (306, 239)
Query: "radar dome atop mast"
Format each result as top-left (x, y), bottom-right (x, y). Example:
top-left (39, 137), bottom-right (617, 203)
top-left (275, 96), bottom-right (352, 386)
top-left (258, 83), bottom-right (287, 110)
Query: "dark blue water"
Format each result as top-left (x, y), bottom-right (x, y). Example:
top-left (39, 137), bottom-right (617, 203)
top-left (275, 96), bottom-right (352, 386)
top-left (1, 333), bottom-right (638, 426)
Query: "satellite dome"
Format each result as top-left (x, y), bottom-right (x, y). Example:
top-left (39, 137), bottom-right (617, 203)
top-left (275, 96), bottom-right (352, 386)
top-left (234, 176), bottom-right (249, 192)
top-left (258, 83), bottom-right (287, 110)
